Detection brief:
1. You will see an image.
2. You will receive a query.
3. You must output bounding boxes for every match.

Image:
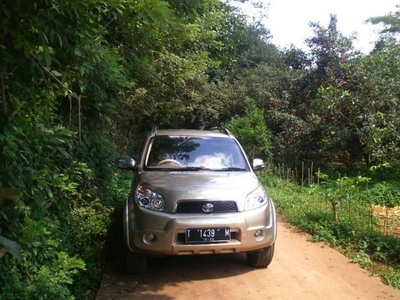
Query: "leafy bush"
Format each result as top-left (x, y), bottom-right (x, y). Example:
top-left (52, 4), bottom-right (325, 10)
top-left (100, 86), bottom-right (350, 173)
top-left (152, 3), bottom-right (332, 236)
top-left (0, 108), bottom-right (118, 299)
top-left (227, 97), bottom-right (273, 161)
top-left (369, 181), bottom-right (400, 208)
top-left (0, 216), bottom-right (85, 299)
top-left (69, 201), bottom-right (114, 261)
top-left (1, 252), bottom-right (85, 300)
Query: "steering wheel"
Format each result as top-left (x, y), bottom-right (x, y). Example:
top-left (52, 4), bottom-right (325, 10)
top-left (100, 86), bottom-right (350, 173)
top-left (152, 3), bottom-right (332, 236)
top-left (157, 159), bottom-right (182, 166)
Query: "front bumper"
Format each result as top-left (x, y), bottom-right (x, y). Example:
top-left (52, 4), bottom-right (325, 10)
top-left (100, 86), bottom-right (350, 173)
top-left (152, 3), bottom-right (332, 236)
top-left (123, 199), bottom-right (277, 255)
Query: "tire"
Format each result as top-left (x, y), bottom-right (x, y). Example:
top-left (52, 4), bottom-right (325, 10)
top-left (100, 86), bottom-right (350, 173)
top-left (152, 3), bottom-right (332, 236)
top-left (126, 252), bottom-right (147, 274)
top-left (246, 244), bottom-right (275, 268)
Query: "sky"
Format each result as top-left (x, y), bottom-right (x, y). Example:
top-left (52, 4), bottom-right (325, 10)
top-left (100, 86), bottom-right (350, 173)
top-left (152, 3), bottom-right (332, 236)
top-left (235, 0), bottom-right (399, 53)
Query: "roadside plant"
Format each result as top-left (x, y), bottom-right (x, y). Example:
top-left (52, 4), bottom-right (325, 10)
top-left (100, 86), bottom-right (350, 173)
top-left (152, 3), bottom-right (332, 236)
top-left (0, 188), bottom-right (22, 262)
top-left (227, 97), bottom-right (273, 162)
top-left (265, 169), bottom-right (400, 290)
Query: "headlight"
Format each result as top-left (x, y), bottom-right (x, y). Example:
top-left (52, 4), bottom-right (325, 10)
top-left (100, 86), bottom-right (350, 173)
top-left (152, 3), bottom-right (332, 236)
top-left (245, 185), bottom-right (269, 211)
top-left (135, 185), bottom-right (166, 212)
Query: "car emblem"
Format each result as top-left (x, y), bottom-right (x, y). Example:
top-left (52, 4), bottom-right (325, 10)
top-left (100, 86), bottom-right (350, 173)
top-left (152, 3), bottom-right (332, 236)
top-left (202, 203), bottom-right (214, 213)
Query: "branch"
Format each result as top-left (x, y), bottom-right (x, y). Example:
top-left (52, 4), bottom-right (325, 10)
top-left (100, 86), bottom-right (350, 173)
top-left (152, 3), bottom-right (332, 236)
top-left (30, 53), bottom-right (79, 101)
top-left (30, 53), bottom-right (83, 142)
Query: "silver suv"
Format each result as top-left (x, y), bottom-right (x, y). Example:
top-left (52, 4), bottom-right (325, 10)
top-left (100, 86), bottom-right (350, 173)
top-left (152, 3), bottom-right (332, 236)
top-left (117, 127), bottom-right (277, 274)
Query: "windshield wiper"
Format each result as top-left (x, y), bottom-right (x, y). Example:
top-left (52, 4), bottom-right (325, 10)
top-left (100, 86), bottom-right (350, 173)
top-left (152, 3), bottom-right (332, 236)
top-left (179, 166), bottom-right (246, 171)
top-left (148, 166), bottom-right (212, 171)
top-left (178, 166), bottom-right (213, 171)
top-left (148, 166), bottom-right (245, 171)
top-left (215, 167), bottom-right (246, 171)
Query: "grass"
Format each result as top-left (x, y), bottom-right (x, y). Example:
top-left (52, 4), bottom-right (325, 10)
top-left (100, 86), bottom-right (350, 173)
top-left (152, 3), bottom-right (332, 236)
top-left (259, 169), bottom-right (400, 290)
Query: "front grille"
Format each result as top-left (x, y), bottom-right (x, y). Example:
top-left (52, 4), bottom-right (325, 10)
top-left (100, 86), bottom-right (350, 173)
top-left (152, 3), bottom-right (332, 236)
top-left (175, 201), bottom-right (238, 213)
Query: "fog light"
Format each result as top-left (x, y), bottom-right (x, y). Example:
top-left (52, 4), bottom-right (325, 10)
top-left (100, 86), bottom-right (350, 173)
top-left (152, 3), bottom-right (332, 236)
top-left (254, 230), bottom-right (263, 238)
top-left (144, 233), bottom-right (156, 243)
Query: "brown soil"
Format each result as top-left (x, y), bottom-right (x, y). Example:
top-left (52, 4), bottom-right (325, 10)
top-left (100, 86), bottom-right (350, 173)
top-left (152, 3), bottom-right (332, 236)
top-left (96, 221), bottom-right (400, 300)
top-left (373, 205), bottom-right (400, 237)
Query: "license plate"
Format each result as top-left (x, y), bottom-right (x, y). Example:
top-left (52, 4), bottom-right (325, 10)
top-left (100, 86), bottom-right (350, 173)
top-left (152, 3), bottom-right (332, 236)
top-left (185, 228), bottom-right (230, 243)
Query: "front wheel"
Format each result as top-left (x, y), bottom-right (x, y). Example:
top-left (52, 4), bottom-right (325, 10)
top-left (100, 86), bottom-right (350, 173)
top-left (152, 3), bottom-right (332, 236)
top-left (246, 244), bottom-right (275, 268)
top-left (126, 252), bottom-right (147, 274)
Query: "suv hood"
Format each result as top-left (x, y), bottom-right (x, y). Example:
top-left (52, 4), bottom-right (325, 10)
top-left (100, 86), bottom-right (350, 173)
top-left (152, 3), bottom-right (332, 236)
top-left (138, 171), bottom-right (261, 212)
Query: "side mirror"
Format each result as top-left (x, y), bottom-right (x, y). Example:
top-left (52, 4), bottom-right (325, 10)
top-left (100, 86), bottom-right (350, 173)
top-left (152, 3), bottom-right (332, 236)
top-left (116, 157), bottom-right (136, 170)
top-left (252, 158), bottom-right (265, 171)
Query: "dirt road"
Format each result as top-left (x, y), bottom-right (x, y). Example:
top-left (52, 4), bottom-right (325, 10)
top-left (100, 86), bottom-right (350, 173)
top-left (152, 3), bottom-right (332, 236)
top-left (96, 221), bottom-right (400, 300)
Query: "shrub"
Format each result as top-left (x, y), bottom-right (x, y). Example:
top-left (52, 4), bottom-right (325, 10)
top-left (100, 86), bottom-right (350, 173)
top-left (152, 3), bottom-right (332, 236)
top-left (227, 97), bottom-right (273, 162)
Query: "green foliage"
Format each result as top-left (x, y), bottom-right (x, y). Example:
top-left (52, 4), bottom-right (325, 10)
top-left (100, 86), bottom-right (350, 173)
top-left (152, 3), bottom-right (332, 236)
top-left (314, 172), bottom-right (372, 222)
top-left (351, 247), bottom-right (373, 269)
top-left (368, 5), bottom-right (400, 36)
top-left (306, 15), bottom-right (357, 85)
top-left (0, 188), bottom-right (23, 261)
top-left (1, 251), bottom-right (85, 300)
top-left (0, 215), bottom-right (86, 300)
top-left (0, 236), bottom-right (22, 262)
top-left (69, 201), bottom-right (114, 260)
top-left (227, 97), bottom-right (273, 160)
top-left (370, 182), bottom-right (400, 208)
top-left (382, 268), bottom-right (400, 290)
top-left (312, 43), bottom-right (400, 165)
top-left (263, 170), bottom-right (400, 289)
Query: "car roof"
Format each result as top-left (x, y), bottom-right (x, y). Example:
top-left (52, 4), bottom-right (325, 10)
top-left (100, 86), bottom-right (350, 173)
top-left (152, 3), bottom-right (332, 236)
top-left (154, 129), bottom-right (232, 138)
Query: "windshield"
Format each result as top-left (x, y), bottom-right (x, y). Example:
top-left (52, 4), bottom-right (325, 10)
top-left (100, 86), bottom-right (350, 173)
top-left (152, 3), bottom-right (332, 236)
top-left (144, 135), bottom-right (249, 171)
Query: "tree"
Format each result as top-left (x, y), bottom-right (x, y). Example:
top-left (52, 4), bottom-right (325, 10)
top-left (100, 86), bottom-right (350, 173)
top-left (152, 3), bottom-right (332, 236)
top-left (306, 15), bottom-right (358, 91)
top-left (313, 45), bottom-right (400, 165)
top-left (368, 5), bottom-right (400, 35)
top-left (227, 98), bottom-right (273, 161)
top-left (367, 5), bottom-right (400, 52)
